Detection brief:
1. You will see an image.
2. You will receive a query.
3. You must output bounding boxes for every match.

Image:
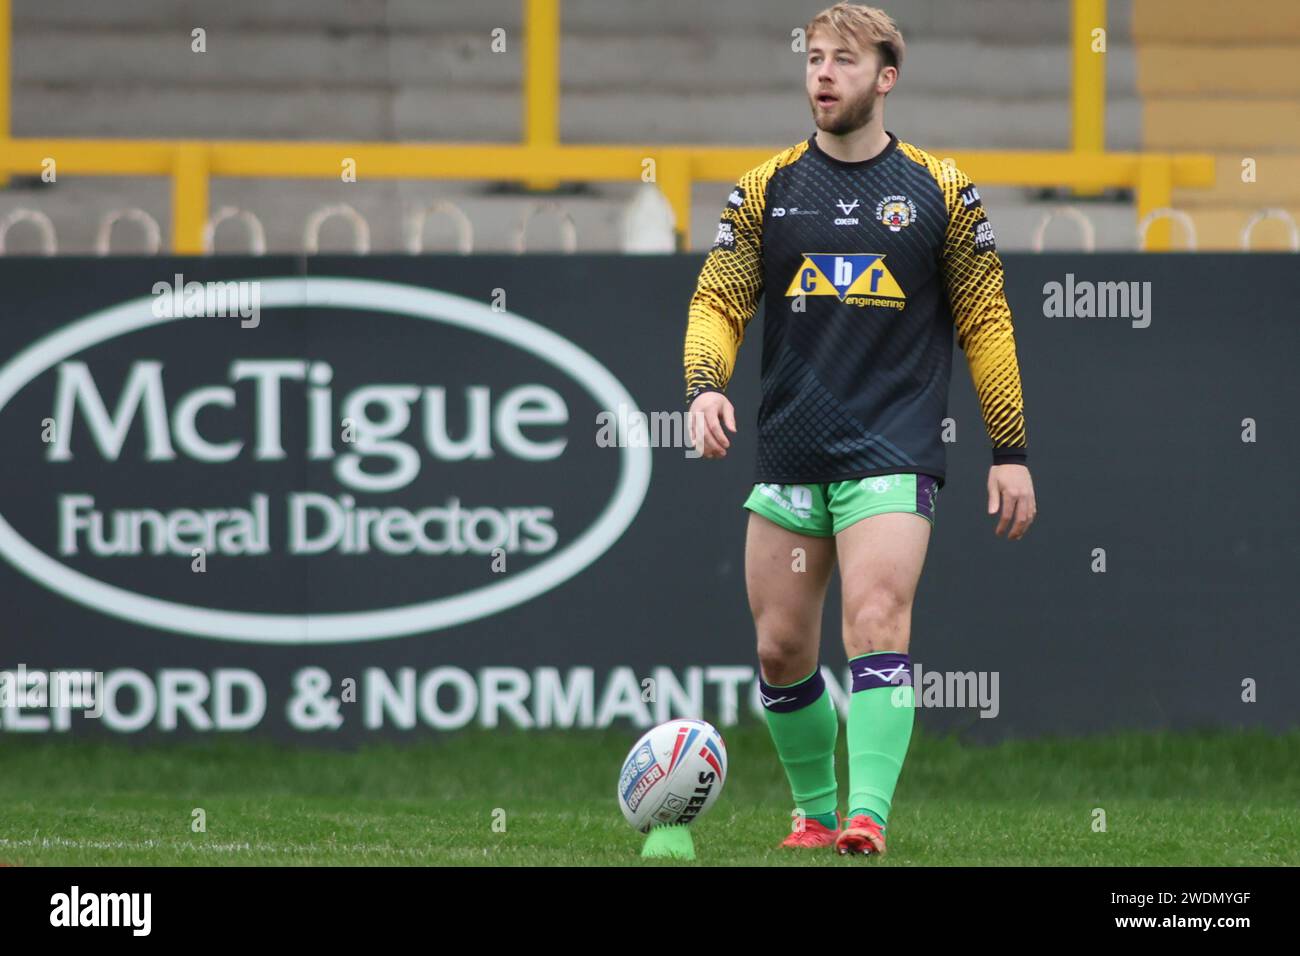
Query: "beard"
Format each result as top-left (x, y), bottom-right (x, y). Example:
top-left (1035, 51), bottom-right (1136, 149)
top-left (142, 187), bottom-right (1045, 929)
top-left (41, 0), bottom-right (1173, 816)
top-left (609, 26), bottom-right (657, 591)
top-left (810, 84), bottom-right (879, 136)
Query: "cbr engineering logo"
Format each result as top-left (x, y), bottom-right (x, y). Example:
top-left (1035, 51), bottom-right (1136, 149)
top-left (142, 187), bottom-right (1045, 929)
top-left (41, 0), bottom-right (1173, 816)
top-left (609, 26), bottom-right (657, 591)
top-left (784, 253), bottom-right (906, 310)
top-left (0, 278), bottom-right (651, 645)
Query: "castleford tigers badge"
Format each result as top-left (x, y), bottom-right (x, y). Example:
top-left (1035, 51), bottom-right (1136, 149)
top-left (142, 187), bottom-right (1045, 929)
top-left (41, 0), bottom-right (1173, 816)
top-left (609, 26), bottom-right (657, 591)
top-left (876, 195), bottom-right (917, 232)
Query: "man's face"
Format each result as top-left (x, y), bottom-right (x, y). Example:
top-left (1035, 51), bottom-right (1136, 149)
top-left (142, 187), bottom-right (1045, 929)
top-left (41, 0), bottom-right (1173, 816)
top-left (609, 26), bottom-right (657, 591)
top-left (805, 31), bottom-right (895, 135)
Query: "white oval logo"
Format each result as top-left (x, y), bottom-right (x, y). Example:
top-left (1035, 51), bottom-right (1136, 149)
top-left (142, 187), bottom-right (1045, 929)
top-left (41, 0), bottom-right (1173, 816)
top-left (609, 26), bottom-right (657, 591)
top-left (0, 277), bottom-right (652, 644)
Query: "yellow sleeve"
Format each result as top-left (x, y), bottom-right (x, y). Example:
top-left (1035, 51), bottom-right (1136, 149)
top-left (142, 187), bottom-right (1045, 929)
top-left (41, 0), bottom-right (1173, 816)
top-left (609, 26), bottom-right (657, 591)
top-left (682, 167), bottom-right (769, 406)
top-left (939, 166), bottom-right (1029, 461)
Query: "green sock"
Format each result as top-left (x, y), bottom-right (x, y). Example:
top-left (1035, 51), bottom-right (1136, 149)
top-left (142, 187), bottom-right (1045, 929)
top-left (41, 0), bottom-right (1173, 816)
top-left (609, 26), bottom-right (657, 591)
top-left (760, 667), bottom-right (839, 829)
top-left (846, 651), bottom-right (916, 832)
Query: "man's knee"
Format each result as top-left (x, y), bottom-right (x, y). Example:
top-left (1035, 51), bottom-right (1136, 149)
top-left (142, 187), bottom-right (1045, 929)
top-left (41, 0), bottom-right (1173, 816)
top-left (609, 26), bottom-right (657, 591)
top-left (754, 606), bottom-right (818, 684)
top-left (843, 587), bottom-right (912, 653)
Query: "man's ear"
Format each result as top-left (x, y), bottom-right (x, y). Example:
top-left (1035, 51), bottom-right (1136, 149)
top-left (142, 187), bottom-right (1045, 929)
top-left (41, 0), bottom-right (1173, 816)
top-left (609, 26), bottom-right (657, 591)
top-left (877, 65), bottom-right (898, 95)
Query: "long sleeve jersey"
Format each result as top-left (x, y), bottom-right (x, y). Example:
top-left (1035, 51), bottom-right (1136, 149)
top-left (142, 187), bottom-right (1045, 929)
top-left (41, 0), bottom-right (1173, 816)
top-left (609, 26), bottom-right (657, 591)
top-left (683, 131), bottom-right (1028, 487)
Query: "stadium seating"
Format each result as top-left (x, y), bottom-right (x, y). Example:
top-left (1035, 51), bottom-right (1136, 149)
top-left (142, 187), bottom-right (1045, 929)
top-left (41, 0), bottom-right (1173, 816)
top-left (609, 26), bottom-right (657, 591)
top-left (1135, 0), bottom-right (1300, 249)
top-left (5, 0), bottom-right (1269, 253)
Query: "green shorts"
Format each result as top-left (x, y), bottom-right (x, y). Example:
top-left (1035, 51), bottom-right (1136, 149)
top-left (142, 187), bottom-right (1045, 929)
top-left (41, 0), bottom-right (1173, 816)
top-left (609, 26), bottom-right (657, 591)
top-left (743, 473), bottom-right (939, 537)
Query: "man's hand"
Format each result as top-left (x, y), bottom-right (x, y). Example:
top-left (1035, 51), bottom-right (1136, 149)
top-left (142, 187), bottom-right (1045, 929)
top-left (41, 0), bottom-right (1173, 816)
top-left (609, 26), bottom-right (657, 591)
top-left (688, 391), bottom-right (737, 459)
top-left (987, 463), bottom-right (1036, 540)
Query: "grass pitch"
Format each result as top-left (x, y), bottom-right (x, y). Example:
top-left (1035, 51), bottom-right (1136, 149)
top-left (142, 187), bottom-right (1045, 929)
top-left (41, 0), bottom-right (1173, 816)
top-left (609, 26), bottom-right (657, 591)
top-left (1, 726), bottom-right (1296, 866)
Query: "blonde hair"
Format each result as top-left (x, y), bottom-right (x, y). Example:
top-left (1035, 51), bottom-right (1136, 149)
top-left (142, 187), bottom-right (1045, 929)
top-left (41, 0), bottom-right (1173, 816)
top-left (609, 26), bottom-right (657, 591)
top-left (806, 3), bottom-right (905, 71)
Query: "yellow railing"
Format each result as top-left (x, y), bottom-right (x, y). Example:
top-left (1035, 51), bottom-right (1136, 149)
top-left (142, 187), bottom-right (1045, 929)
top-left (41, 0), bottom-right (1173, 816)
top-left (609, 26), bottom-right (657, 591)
top-left (523, 0), bottom-right (560, 192)
top-left (0, 0), bottom-right (1214, 252)
top-left (1071, 0), bottom-right (1106, 201)
top-left (0, 139), bottom-right (1215, 252)
top-left (1072, 0), bottom-right (1106, 155)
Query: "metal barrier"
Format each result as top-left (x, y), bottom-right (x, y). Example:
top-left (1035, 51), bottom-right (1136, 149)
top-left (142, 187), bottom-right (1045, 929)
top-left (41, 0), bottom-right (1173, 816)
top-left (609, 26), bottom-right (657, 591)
top-left (1031, 206), bottom-right (1097, 252)
top-left (0, 207), bottom-right (56, 255)
top-left (303, 203), bottom-right (370, 255)
top-left (0, 142), bottom-right (1218, 253)
top-left (407, 200), bottom-right (474, 254)
top-left (512, 201), bottom-right (577, 254)
top-left (1137, 208), bottom-right (1198, 251)
top-left (1240, 208), bottom-right (1300, 252)
top-left (204, 206), bottom-right (267, 255)
top-left (94, 208), bottom-right (162, 256)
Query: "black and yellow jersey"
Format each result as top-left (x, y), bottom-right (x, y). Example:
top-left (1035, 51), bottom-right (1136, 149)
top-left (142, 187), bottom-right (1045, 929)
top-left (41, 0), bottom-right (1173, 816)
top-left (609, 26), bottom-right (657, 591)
top-left (683, 131), bottom-right (1028, 486)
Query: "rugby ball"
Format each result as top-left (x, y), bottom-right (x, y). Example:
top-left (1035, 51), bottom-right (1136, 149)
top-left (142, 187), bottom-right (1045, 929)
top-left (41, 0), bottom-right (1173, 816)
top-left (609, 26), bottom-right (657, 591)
top-left (616, 719), bottom-right (728, 833)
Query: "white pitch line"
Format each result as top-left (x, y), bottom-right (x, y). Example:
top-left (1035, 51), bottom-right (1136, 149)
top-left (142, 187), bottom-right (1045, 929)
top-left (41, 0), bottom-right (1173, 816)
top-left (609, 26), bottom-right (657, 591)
top-left (0, 837), bottom-right (447, 856)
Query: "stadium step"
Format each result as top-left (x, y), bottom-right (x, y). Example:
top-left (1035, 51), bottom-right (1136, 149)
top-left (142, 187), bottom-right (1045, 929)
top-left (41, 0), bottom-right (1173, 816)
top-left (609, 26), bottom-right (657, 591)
top-left (1133, 0), bottom-right (1300, 41)
top-left (16, 0), bottom-right (1131, 43)
top-left (1138, 46), bottom-right (1300, 96)
top-left (1172, 153), bottom-right (1300, 206)
top-left (1159, 206), bottom-right (1300, 251)
top-left (1144, 99), bottom-right (1300, 151)
top-left (10, 0), bottom-right (1137, 146)
top-left (1133, 0), bottom-right (1300, 249)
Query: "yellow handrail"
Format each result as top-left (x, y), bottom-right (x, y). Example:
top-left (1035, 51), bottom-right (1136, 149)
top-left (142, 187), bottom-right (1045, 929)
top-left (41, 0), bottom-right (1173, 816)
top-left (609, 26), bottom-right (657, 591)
top-left (0, 138), bottom-right (1215, 251)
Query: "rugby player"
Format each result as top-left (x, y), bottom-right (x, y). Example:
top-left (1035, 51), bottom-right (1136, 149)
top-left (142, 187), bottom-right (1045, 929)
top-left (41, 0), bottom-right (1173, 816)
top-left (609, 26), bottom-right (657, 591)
top-left (683, 2), bottom-right (1036, 855)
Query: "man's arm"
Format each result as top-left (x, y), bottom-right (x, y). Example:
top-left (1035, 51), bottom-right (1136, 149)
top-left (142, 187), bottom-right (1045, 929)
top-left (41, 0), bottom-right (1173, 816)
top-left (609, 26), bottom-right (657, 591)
top-left (939, 171), bottom-right (1028, 463)
top-left (940, 167), bottom-right (1036, 538)
top-left (683, 172), bottom-right (767, 407)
